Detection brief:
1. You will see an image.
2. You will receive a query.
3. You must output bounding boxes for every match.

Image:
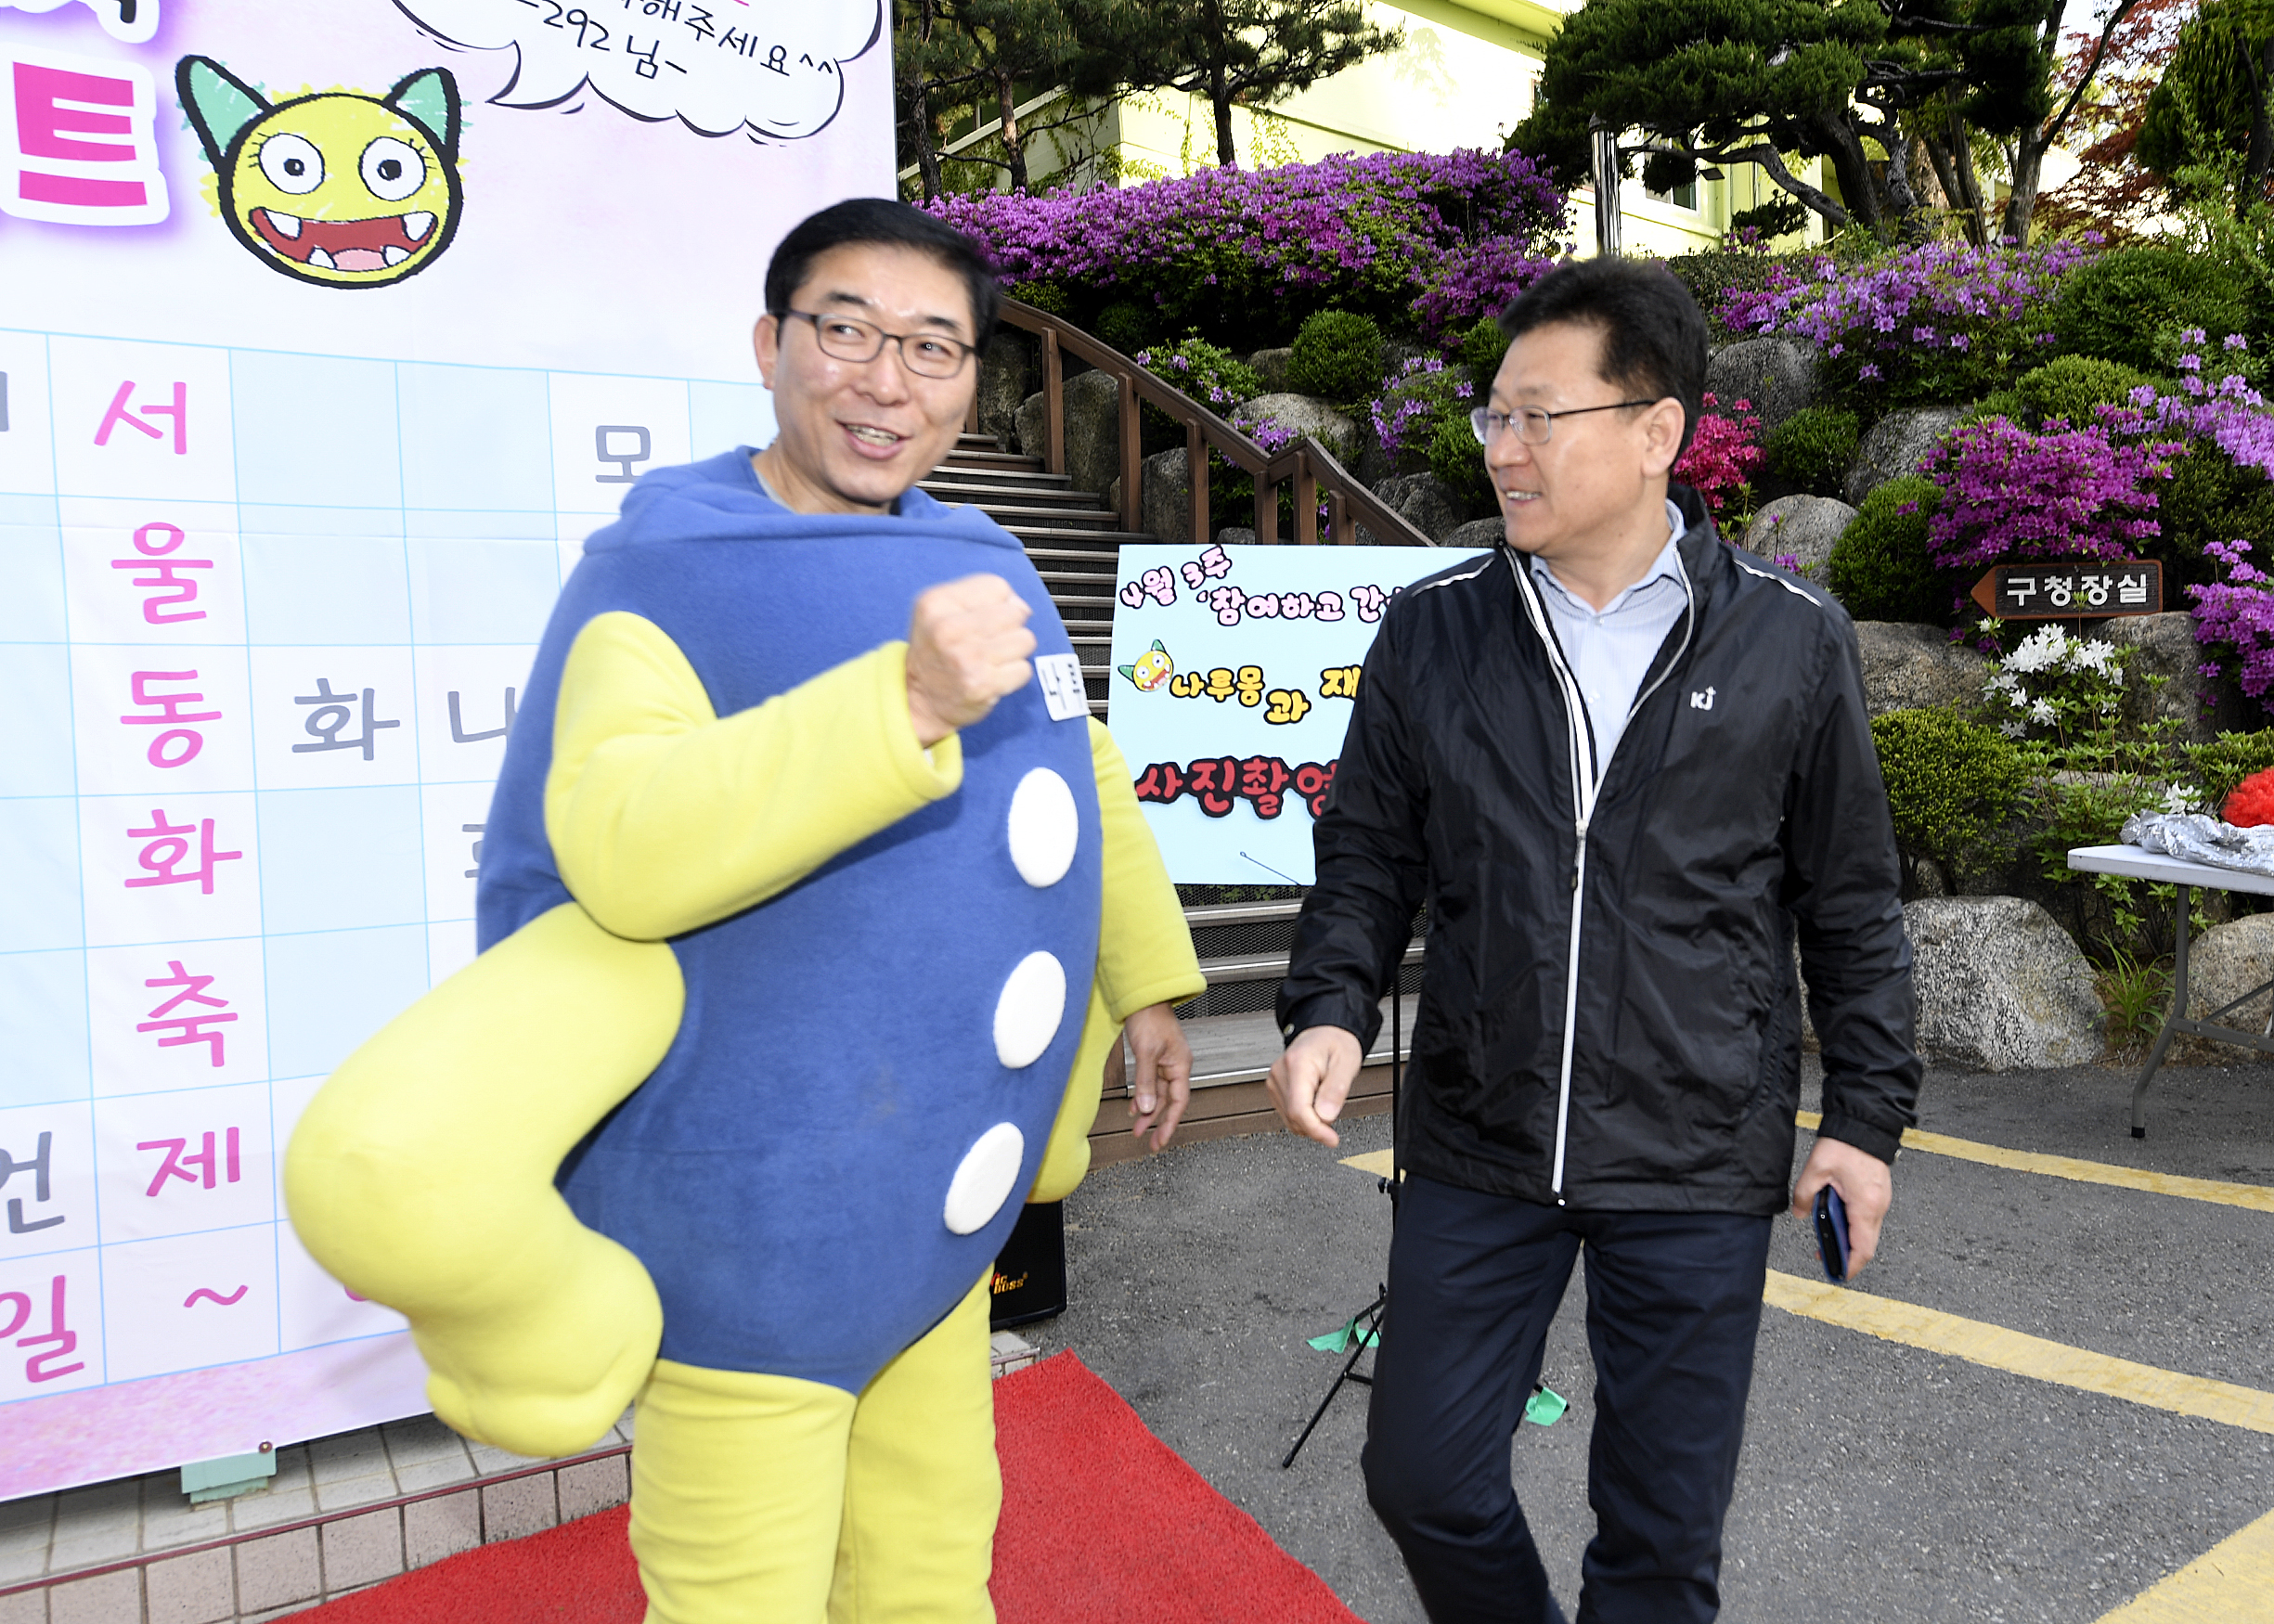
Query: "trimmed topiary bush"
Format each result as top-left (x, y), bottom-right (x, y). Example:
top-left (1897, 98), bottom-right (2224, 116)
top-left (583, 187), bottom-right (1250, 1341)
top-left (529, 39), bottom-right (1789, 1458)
top-left (2156, 444), bottom-right (2274, 585)
top-left (1827, 474), bottom-right (1946, 622)
top-left (1456, 315), bottom-right (1507, 379)
top-left (1096, 300), bottom-right (1158, 355)
top-left (1764, 406), bottom-right (1859, 497)
top-left (1287, 310), bottom-right (1387, 403)
top-left (2050, 246), bottom-right (2255, 372)
top-left (1869, 707), bottom-right (2028, 878)
top-left (1958, 389), bottom-right (2028, 429)
top-left (2014, 355), bottom-right (2157, 429)
top-left (1427, 408), bottom-right (1497, 515)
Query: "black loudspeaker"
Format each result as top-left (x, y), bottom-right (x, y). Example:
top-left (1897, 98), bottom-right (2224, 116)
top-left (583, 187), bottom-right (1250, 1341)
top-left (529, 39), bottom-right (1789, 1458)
top-left (989, 1201), bottom-right (1067, 1328)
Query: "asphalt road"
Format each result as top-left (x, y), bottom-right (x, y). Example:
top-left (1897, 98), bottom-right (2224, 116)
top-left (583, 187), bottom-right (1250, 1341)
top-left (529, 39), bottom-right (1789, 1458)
top-left (1029, 1057), bottom-right (2274, 1622)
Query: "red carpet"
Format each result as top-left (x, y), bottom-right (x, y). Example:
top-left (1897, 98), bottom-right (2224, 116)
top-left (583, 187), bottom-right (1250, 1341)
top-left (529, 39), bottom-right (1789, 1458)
top-left (294, 1351), bottom-right (1358, 1623)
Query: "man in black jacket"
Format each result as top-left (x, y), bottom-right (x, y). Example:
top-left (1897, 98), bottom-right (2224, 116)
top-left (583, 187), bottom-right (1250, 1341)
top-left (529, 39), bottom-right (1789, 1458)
top-left (1268, 258), bottom-right (1919, 1624)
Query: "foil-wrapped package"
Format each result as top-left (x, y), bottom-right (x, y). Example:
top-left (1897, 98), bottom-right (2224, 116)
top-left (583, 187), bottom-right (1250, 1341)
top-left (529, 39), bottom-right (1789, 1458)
top-left (2120, 811), bottom-right (2274, 877)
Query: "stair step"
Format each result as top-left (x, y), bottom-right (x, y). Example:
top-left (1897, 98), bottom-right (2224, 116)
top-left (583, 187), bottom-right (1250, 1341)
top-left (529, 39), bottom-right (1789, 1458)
top-left (1001, 526), bottom-right (1155, 546)
top-left (941, 449), bottom-right (1044, 471)
top-left (941, 503), bottom-right (1123, 526)
top-left (921, 472), bottom-right (1081, 498)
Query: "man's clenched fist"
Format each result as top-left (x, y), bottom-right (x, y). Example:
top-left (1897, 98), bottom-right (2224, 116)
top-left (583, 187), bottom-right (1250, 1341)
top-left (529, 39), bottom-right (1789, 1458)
top-left (906, 574), bottom-right (1036, 747)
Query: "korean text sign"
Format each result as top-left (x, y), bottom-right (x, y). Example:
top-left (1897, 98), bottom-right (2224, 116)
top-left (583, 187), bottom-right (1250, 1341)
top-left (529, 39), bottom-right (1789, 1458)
top-left (1106, 543), bottom-right (1488, 885)
top-left (0, 0), bottom-right (889, 1499)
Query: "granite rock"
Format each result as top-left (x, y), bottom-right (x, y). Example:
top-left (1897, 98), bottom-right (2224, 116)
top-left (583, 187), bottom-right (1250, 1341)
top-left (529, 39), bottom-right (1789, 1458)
top-left (1854, 622), bottom-right (1994, 717)
top-left (1905, 896), bottom-right (2104, 1069)
top-left (1366, 472), bottom-right (1466, 544)
top-left (1705, 337), bottom-right (1815, 437)
top-left (1844, 406), bottom-right (1963, 507)
top-left (1747, 495), bottom-right (1855, 583)
top-left (1242, 393), bottom-right (1358, 461)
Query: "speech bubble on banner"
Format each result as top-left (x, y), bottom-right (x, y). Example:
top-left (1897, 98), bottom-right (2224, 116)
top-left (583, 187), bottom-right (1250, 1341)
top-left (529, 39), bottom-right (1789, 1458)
top-left (394, 0), bottom-right (880, 139)
top-left (0, 0), bottom-right (158, 46)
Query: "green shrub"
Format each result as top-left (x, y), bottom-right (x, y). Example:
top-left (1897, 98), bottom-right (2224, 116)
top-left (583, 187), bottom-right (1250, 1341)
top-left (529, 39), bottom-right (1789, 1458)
top-left (2051, 246), bottom-right (2255, 371)
top-left (2154, 443), bottom-right (2274, 586)
top-left (2185, 730), bottom-right (2274, 809)
top-left (1763, 406), bottom-right (1858, 496)
top-left (2014, 354), bottom-right (2156, 429)
top-left (1286, 310), bottom-right (1386, 403)
top-left (1005, 278), bottom-right (1070, 317)
top-left (1870, 708), bottom-right (2028, 876)
top-left (1096, 300), bottom-right (1159, 355)
top-left (1827, 475), bottom-right (1946, 623)
top-left (1456, 316), bottom-right (1508, 379)
top-left (1958, 388), bottom-right (2029, 429)
top-left (1426, 409), bottom-right (1497, 515)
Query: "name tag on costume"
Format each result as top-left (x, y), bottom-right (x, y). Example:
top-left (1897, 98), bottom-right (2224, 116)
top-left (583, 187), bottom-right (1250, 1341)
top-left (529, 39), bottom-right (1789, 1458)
top-left (1035, 653), bottom-right (1088, 721)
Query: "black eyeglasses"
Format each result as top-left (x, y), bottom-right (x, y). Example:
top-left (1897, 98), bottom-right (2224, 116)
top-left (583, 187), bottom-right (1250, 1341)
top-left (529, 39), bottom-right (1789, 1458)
top-left (1470, 399), bottom-right (1659, 446)
top-left (782, 310), bottom-right (975, 379)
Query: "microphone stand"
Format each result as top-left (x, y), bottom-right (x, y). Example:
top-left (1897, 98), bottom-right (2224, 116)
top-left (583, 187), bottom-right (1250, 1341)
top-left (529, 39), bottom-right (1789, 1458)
top-left (1281, 973), bottom-right (1401, 1469)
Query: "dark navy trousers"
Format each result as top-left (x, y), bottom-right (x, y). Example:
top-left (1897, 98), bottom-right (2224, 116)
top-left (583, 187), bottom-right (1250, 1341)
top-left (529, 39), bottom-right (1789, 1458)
top-left (1362, 1175), bottom-right (1773, 1624)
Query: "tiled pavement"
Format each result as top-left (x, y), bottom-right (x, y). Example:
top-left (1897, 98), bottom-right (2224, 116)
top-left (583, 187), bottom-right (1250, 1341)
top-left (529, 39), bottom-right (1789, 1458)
top-left (0, 1411), bottom-right (634, 1623)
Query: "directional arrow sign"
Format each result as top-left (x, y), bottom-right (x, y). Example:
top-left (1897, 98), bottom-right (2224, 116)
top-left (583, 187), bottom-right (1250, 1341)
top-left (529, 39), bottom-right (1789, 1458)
top-left (1970, 561), bottom-right (2163, 620)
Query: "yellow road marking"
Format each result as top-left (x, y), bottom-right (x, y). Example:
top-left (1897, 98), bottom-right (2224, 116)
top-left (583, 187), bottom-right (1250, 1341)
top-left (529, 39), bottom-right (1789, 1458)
top-left (1795, 1110), bottom-right (2274, 1213)
top-left (1764, 1270), bottom-right (2274, 1434)
top-left (2094, 1505), bottom-right (2274, 1621)
top-left (1340, 1148), bottom-right (1394, 1178)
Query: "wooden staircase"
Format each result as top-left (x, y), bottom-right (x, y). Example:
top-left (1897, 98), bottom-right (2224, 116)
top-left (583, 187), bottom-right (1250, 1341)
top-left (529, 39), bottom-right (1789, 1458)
top-left (921, 430), bottom-right (1143, 715)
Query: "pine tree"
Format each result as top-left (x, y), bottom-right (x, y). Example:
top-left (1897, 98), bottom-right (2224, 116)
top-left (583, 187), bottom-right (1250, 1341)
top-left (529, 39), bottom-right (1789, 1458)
top-left (1109, 0), bottom-right (1405, 168)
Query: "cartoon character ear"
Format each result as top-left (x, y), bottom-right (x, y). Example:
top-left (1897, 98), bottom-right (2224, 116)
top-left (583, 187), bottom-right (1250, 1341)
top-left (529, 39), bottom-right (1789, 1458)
top-left (1116, 665), bottom-right (1135, 681)
top-left (175, 56), bottom-right (269, 168)
top-left (1151, 640), bottom-right (1166, 653)
top-left (384, 67), bottom-right (460, 158)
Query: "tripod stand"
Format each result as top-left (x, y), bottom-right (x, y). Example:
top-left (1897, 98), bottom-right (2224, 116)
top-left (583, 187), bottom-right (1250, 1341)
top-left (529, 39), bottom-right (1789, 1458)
top-left (1282, 981), bottom-right (1401, 1469)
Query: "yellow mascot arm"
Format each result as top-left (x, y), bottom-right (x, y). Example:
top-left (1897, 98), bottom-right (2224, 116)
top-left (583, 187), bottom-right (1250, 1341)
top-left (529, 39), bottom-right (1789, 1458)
top-left (546, 611), bottom-right (964, 941)
top-left (286, 901), bottom-right (685, 1458)
top-left (1028, 720), bottom-right (1205, 1203)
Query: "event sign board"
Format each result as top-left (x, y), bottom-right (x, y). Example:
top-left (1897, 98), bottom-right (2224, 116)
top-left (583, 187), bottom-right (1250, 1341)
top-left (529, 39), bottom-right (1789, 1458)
top-left (1106, 542), bottom-right (1488, 885)
top-left (0, 0), bottom-right (889, 1498)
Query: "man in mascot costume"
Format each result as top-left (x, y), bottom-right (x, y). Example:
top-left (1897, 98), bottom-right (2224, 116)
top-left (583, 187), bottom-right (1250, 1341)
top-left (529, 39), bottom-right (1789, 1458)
top-left (285, 199), bottom-right (1205, 1623)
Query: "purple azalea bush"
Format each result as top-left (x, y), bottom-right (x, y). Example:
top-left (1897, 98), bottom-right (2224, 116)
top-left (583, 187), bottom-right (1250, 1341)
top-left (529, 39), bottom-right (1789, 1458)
top-left (1367, 356), bottom-right (1472, 465)
top-left (927, 148), bottom-right (1566, 344)
top-left (2190, 540), bottom-right (2274, 701)
top-left (1724, 238), bottom-right (2095, 406)
top-left (1921, 416), bottom-right (2178, 571)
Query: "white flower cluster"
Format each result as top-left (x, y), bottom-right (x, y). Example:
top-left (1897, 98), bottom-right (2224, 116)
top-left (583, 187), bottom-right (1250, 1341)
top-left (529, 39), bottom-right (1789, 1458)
top-left (1981, 625), bottom-right (2125, 739)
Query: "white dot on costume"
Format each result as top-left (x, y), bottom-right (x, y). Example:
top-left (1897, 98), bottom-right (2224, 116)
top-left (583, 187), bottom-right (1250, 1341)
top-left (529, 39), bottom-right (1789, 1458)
top-left (992, 950), bottom-right (1066, 1069)
top-left (1006, 767), bottom-right (1079, 887)
top-left (944, 1122), bottom-right (1026, 1235)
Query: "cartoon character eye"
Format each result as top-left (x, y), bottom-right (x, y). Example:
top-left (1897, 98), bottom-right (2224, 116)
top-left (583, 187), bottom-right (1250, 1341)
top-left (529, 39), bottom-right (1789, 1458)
top-left (257, 133), bottom-right (324, 196)
top-left (359, 137), bottom-right (426, 203)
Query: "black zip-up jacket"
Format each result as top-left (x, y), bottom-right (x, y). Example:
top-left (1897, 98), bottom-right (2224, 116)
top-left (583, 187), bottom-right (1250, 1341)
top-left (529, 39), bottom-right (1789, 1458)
top-left (1276, 486), bottom-right (1919, 1216)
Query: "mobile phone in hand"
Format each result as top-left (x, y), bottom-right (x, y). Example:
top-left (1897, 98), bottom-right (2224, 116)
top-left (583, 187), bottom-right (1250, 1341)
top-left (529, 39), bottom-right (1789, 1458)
top-left (1813, 1184), bottom-right (1851, 1282)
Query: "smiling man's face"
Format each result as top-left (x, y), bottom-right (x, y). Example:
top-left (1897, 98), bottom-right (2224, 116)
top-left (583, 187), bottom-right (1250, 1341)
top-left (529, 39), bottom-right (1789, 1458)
top-left (752, 242), bottom-right (977, 516)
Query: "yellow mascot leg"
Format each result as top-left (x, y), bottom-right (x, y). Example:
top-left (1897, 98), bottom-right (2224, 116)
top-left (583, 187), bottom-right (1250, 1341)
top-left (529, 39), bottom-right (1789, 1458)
top-left (829, 1272), bottom-right (1000, 1624)
top-left (282, 901), bottom-right (683, 1458)
top-left (629, 1360), bottom-right (859, 1624)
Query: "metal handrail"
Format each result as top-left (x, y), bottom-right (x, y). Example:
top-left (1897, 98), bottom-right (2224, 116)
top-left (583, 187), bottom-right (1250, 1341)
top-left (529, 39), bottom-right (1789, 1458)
top-left (987, 298), bottom-right (1436, 548)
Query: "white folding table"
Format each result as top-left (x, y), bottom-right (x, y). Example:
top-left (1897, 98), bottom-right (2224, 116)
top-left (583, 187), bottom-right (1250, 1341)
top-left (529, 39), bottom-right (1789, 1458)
top-left (2068, 843), bottom-right (2274, 1136)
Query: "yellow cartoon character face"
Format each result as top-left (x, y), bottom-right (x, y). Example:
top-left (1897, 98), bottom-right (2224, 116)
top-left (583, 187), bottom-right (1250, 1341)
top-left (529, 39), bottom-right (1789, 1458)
top-left (1118, 640), bottom-right (1174, 692)
top-left (176, 57), bottom-right (462, 289)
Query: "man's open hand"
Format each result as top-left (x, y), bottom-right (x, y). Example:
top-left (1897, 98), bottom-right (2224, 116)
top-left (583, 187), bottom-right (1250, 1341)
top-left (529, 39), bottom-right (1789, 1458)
top-left (906, 574), bottom-right (1035, 747)
top-left (1790, 1134), bottom-right (1894, 1279)
top-left (1267, 1025), bottom-right (1364, 1148)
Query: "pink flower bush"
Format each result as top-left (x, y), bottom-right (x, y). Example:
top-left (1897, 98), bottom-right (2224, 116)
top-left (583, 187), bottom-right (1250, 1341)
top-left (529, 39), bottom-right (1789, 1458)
top-left (1920, 417), bottom-right (2177, 571)
top-left (1672, 393), bottom-right (1764, 520)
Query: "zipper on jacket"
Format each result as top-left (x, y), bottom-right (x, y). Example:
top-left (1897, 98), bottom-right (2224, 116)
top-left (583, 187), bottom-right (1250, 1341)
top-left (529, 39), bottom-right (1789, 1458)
top-left (1505, 541), bottom-right (1698, 1200)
